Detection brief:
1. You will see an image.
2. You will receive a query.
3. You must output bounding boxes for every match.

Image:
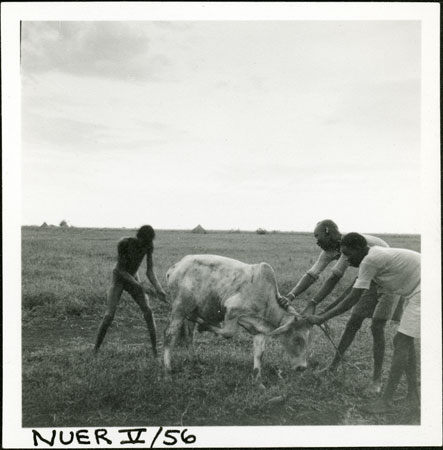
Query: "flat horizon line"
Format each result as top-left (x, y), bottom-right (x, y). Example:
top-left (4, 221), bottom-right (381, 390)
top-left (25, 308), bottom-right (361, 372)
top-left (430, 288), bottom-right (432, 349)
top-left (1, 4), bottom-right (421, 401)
top-left (21, 224), bottom-right (421, 236)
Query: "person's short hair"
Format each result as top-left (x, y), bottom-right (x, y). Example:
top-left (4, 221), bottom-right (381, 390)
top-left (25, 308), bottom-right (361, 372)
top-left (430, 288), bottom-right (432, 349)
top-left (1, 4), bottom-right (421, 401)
top-left (137, 225), bottom-right (155, 242)
top-left (341, 232), bottom-right (367, 249)
top-left (315, 219), bottom-right (339, 235)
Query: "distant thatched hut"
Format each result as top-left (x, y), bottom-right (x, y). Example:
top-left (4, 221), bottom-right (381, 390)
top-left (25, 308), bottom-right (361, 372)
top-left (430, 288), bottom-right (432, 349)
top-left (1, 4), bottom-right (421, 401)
top-left (192, 224), bottom-right (207, 234)
top-left (40, 222), bottom-right (48, 228)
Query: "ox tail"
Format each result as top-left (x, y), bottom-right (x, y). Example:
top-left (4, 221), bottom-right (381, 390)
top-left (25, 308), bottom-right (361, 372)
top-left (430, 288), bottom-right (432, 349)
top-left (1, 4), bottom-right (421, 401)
top-left (165, 263), bottom-right (181, 297)
top-left (165, 263), bottom-right (176, 286)
top-left (165, 256), bottom-right (191, 288)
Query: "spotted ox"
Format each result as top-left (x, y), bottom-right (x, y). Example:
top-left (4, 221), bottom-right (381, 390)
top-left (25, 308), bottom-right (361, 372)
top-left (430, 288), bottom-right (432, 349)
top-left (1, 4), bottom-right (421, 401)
top-left (163, 255), bottom-right (315, 386)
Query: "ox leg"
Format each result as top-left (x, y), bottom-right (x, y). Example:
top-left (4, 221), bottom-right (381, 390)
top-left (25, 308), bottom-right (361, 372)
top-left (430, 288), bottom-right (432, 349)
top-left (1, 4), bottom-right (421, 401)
top-left (183, 320), bottom-right (199, 366)
top-left (194, 316), bottom-right (238, 339)
top-left (253, 334), bottom-right (267, 390)
top-left (163, 316), bottom-right (186, 380)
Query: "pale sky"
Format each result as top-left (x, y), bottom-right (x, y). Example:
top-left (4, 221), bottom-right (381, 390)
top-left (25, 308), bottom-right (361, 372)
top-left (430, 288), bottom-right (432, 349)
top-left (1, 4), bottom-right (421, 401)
top-left (21, 20), bottom-right (421, 233)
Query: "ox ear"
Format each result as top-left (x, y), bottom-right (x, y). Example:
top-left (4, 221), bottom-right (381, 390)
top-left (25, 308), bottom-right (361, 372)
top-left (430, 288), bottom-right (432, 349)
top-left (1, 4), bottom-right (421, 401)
top-left (267, 315), bottom-right (297, 337)
top-left (238, 315), bottom-right (275, 335)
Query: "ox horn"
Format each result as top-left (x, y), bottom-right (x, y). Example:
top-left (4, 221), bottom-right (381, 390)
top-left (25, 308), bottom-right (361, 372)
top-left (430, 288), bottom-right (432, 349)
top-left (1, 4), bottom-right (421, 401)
top-left (267, 315), bottom-right (297, 336)
top-left (286, 304), bottom-right (303, 319)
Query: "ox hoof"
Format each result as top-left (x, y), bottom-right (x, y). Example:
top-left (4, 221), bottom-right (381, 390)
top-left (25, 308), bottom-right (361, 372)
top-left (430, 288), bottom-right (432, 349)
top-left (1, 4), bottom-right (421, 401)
top-left (255, 381), bottom-right (266, 391)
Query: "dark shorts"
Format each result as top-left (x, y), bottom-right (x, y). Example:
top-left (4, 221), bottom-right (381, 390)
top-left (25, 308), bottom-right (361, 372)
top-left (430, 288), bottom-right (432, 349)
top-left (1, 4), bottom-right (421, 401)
top-left (352, 282), bottom-right (405, 321)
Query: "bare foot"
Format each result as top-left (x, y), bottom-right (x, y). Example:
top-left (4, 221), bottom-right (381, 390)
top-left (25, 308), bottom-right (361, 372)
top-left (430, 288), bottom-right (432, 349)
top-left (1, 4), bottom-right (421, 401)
top-left (365, 380), bottom-right (382, 396)
top-left (404, 392), bottom-right (420, 410)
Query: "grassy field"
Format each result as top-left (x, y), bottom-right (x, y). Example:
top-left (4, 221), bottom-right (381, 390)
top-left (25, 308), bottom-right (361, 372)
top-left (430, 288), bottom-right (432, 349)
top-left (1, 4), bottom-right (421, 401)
top-left (22, 227), bottom-right (421, 427)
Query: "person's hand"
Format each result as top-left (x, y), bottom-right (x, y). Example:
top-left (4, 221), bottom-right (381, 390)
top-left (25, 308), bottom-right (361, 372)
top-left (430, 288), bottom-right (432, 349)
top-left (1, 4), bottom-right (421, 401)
top-left (295, 317), bottom-right (311, 327)
top-left (277, 295), bottom-right (291, 310)
top-left (304, 314), bottom-right (324, 325)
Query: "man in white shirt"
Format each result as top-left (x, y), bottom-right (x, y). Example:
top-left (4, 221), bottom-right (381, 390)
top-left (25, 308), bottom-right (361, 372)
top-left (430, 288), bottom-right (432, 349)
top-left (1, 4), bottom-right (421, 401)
top-left (279, 220), bottom-right (404, 394)
top-left (305, 232), bottom-right (420, 413)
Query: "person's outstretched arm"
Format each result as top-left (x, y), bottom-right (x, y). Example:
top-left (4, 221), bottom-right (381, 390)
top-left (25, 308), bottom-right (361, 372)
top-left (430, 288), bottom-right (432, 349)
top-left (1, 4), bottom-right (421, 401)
top-left (309, 254), bottom-right (350, 306)
top-left (306, 287), bottom-right (364, 325)
top-left (321, 280), bottom-right (355, 313)
top-left (146, 250), bottom-right (167, 303)
top-left (286, 250), bottom-right (334, 300)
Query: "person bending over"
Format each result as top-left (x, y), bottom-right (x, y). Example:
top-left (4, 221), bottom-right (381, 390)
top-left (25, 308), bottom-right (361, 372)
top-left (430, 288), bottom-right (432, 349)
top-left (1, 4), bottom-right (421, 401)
top-left (305, 233), bottom-right (420, 413)
top-left (94, 225), bottom-right (167, 356)
top-left (279, 220), bottom-right (404, 393)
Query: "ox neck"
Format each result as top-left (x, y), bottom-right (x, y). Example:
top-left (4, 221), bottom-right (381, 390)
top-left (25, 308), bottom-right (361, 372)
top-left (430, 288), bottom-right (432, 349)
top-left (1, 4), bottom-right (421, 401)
top-left (268, 300), bottom-right (291, 327)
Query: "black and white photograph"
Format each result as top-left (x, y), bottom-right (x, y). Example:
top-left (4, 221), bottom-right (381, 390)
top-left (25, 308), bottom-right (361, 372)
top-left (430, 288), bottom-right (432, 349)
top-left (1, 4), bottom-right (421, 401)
top-left (2, 2), bottom-right (441, 448)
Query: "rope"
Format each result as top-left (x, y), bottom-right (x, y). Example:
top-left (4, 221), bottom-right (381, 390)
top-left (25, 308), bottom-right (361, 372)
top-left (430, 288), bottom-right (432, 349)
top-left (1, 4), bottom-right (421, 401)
top-left (318, 323), bottom-right (343, 358)
top-left (316, 323), bottom-right (365, 374)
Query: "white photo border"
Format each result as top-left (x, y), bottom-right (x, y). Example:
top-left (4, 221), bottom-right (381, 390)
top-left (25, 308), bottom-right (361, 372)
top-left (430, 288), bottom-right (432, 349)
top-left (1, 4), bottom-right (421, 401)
top-left (2, 2), bottom-right (441, 448)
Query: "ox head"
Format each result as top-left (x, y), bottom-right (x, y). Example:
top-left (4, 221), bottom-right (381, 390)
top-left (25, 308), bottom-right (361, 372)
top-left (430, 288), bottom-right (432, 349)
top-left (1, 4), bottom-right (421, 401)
top-left (269, 305), bottom-right (314, 370)
top-left (238, 302), bottom-right (315, 371)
